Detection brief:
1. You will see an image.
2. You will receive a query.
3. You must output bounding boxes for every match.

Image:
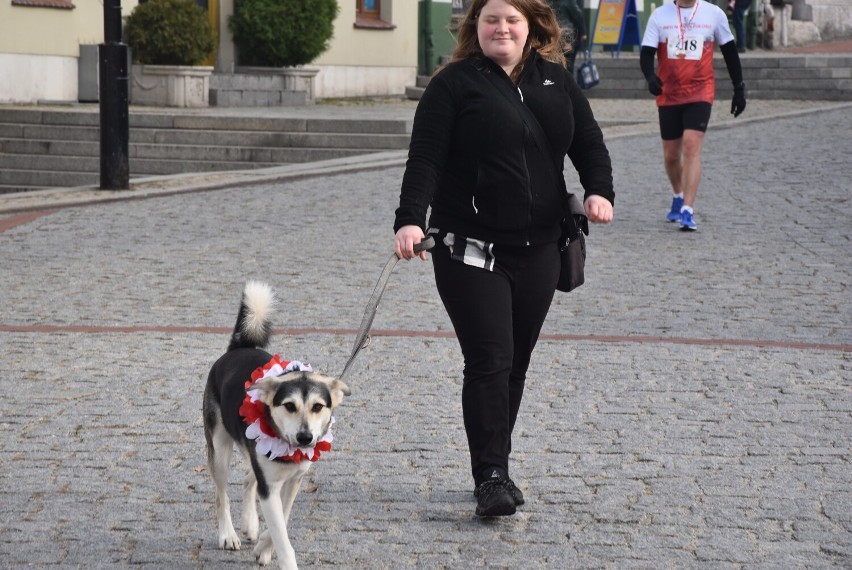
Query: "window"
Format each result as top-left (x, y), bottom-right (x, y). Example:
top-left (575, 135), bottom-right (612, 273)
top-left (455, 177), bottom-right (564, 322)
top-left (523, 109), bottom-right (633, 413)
top-left (355, 0), bottom-right (394, 30)
top-left (357, 0), bottom-right (379, 18)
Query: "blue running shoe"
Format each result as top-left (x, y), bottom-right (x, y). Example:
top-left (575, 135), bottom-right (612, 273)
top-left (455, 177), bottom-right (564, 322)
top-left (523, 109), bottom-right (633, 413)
top-left (680, 209), bottom-right (697, 231)
top-left (666, 196), bottom-right (684, 222)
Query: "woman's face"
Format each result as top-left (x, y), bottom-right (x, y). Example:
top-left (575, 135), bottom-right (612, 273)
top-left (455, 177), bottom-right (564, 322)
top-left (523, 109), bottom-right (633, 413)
top-left (477, 0), bottom-right (529, 72)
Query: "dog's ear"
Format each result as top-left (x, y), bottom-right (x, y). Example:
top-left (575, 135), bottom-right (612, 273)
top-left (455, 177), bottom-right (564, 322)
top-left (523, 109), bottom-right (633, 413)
top-left (246, 377), bottom-right (281, 405)
top-left (311, 374), bottom-right (350, 408)
top-left (329, 378), bottom-right (350, 408)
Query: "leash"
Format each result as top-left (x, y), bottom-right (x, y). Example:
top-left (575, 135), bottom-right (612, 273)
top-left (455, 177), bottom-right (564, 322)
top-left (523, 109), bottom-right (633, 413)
top-left (339, 236), bottom-right (435, 381)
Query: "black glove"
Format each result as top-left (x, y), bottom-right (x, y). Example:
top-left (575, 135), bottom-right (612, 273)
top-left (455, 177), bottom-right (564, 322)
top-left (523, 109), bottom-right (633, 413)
top-left (646, 74), bottom-right (663, 96)
top-left (731, 82), bottom-right (747, 117)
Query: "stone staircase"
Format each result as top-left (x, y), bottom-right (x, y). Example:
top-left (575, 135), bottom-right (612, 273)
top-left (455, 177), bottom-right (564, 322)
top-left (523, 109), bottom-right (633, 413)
top-left (404, 75), bottom-right (432, 101)
top-left (406, 53), bottom-right (852, 101)
top-left (209, 69), bottom-right (316, 107)
top-left (0, 108), bottom-right (411, 194)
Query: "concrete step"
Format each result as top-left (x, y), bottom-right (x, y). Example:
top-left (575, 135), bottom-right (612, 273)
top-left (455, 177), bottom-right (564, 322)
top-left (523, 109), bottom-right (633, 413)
top-left (0, 123), bottom-right (99, 143)
top-left (129, 143), bottom-right (370, 163)
top-left (0, 140), bottom-right (380, 165)
top-left (0, 114), bottom-right (412, 152)
top-left (587, 54), bottom-right (852, 101)
top-left (208, 71), bottom-right (313, 107)
top-left (0, 108), bottom-right (411, 135)
top-left (167, 115), bottom-right (410, 135)
top-left (0, 118), bottom-right (410, 142)
top-left (0, 158), bottom-right (286, 187)
top-left (0, 129), bottom-right (410, 153)
top-left (0, 138), bottom-right (99, 157)
top-left (583, 79), bottom-right (852, 101)
top-left (405, 54), bottom-right (852, 102)
top-left (0, 153), bottom-right (281, 175)
top-left (584, 63), bottom-right (849, 81)
top-left (209, 89), bottom-right (308, 107)
top-left (0, 184), bottom-right (44, 194)
top-left (404, 75), bottom-right (430, 99)
top-left (0, 123), bottom-right (412, 149)
top-left (0, 168), bottom-right (99, 188)
top-left (138, 129), bottom-right (411, 149)
top-left (0, 106), bottom-right (414, 192)
top-left (405, 85), bottom-right (426, 100)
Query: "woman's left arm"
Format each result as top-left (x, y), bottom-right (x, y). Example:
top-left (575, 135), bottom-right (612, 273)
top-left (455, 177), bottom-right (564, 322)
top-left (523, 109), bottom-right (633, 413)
top-left (565, 75), bottom-right (615, 221)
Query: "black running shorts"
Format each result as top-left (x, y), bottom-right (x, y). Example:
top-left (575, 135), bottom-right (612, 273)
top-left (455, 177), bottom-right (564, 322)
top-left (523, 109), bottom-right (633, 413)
top-left (658, 102), bottom-right (713, 140)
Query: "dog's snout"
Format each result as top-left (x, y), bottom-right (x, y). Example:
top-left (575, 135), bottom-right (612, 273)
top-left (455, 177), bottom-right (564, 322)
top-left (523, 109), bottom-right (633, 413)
top-left (296, 431), bottom-right (313, 446)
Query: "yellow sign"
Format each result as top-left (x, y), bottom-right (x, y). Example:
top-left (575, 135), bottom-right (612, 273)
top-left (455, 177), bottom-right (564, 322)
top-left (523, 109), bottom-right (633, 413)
top-left (593, 0), bottom-right (628, 45)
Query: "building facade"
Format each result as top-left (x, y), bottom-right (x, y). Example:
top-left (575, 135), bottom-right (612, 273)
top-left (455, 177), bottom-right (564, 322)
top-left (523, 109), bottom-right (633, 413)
top-left (0, 0), bottom-right (847, 104)
top-left (0, 0), bottom-right (419, 103)
top-left (0, 1), bottom-right (122, 103)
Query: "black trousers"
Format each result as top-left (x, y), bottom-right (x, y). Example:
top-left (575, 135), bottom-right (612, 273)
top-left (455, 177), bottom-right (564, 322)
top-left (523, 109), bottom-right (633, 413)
top-left (432, 240), bottom-right (560, 486)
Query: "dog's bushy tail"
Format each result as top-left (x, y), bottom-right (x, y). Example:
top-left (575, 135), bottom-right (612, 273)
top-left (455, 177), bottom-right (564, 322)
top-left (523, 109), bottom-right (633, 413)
top-left (227, 281), bottom-right (275, 351)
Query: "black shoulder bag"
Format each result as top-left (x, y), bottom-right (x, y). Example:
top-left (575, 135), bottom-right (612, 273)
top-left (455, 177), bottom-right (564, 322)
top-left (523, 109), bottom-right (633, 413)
top-left (474, 58), bottom-right (588, 292)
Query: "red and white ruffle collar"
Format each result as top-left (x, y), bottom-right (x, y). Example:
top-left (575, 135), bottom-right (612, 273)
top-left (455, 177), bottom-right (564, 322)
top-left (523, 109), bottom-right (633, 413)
top-left (239, 355), bottom-right (333, 463)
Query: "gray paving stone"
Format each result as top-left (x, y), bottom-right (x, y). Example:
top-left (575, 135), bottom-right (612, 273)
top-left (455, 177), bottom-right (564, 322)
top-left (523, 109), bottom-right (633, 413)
top-left (0, 105), bottom-right (850, 568)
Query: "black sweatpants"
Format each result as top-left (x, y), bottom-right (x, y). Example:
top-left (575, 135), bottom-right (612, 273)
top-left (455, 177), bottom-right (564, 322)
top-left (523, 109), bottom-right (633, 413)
top-left (431, 240), bottom-right (560, 486)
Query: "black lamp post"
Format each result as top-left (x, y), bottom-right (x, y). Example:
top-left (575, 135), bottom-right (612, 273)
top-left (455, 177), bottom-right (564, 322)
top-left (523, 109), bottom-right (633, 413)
top-left (99, 0), bottom-right (130, 190)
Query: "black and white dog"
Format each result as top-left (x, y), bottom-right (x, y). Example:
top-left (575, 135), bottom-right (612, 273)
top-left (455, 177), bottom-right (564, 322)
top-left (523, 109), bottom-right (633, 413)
top-left (203, 281), bottom-right (349, 569)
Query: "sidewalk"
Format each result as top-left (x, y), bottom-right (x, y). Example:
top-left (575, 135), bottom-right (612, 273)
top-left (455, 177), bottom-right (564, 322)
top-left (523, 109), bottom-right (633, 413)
top-left (0, 99), bottom-right (850, 569)
top-left (779, 38), bottom-right (852, 53)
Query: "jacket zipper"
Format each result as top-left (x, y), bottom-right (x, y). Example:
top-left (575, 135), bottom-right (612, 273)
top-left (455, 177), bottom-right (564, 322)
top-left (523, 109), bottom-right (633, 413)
top-left (518, 86), bottom-right (533, 245)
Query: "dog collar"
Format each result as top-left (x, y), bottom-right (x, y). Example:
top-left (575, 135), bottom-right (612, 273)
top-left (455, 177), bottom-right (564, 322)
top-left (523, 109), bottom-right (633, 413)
top-left (239, 355), bottom-right (334, 464)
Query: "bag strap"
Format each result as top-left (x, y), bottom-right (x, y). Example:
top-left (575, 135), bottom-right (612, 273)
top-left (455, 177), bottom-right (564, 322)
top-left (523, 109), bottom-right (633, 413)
top-left (472, 58), bottom-right (588, 237)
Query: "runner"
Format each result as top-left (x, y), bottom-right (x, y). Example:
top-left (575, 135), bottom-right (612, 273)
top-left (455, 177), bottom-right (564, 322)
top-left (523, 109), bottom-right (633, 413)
top-left (640, 0), bottom-right (747, 231)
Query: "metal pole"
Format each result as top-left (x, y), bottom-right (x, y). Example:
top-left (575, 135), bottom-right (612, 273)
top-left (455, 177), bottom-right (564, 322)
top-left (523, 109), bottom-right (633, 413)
top-left (99, 0), bottom-right (130, 190)
top-left (423, 0), bottom-right (433, 75)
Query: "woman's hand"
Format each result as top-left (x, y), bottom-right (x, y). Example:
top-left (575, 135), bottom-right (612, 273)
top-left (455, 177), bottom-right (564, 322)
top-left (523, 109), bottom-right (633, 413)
top-left (584, 195), bottom-right (613, 224)
top-left (395, 225), bottom-right (428, 261)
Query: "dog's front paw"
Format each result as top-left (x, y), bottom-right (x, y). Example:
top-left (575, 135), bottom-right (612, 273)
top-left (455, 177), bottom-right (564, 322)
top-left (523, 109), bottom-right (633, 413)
top-left (219, 529), bottom-right (241, 551)
top-left (253, 544), bottom-right (273, 566)
top-left (253, 531), bottom-right (273, 566)
top-left (255, 550), bottom-right (273, 567)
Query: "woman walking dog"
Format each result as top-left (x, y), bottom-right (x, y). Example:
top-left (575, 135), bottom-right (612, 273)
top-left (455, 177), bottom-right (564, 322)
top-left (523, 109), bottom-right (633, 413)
top-left (393, 0), bottom-right (614, 516)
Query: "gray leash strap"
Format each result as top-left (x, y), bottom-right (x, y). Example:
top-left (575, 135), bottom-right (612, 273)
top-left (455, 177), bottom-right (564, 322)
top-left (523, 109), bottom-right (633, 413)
top-left (340, 236), bottom-right (435, 381)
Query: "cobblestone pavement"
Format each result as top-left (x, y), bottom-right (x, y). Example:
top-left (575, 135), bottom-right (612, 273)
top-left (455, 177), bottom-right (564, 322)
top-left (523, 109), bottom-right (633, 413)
top-left (0, 101), bottom-right (850, 569)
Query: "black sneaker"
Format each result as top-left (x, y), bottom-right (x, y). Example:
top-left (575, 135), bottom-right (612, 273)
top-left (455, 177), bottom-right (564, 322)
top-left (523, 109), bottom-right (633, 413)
top-left (474, 479), bottom-right (516, 517)
top-left (474, 478), bottom-right (525, 506)
top-left (508, 479), bottom-right (525, 506)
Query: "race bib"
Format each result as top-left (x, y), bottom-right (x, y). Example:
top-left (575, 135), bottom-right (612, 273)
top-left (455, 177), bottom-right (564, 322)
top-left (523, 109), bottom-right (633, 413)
top-left (667, 35), bottom-right (704, 60)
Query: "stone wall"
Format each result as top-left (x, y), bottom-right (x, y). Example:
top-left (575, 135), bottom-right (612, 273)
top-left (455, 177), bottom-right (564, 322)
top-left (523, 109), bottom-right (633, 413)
top-left (771, 0), bottom-right (852, 47)
top-left (808, 0), bottom-right (852, 39)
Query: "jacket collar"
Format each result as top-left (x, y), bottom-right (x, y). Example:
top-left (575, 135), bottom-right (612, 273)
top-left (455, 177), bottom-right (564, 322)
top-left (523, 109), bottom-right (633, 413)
top-left (472, 49), bottom-right (540, 80)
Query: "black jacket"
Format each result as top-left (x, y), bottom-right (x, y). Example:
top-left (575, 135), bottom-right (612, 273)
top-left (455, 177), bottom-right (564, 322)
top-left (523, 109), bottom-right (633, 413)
top-left (394, 51), bottom-right (613, 247)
